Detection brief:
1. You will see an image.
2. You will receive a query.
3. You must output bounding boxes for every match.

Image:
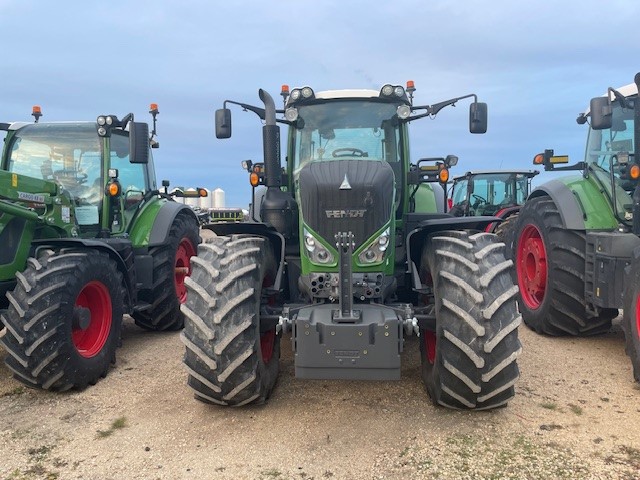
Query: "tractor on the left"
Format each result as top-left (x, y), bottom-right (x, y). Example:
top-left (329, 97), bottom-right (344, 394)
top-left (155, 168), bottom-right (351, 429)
top-left (0, 105), bottom-right (201, 391)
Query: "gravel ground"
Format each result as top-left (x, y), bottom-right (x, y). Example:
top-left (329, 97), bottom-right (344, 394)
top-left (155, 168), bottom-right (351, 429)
top-left (0, 315), bottom-right (639, 480)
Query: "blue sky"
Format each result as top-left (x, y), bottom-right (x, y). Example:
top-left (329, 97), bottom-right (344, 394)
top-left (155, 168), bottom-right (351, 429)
top-left (2, 0), bottom-right (639, 208)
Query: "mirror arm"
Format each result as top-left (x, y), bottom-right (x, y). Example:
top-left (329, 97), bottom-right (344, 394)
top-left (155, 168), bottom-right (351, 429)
top-left (223, 100), bottom-right (266, 120)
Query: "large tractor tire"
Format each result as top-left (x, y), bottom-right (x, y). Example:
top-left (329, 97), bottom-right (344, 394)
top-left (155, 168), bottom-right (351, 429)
top-left (180, 235), bottom-right (280, 406)
top-left (514, 196), bottom-right (616, 336)
top-left (493, 213), bottom-right (518, 249)
top-left (0, 249), bottom-right (124, 390)
top-left (419, 230), bottom-right (521, 410)
top-left (622, 248), bottom-right (640, 382)
top-left (133, 213), bottom-right (199, 331)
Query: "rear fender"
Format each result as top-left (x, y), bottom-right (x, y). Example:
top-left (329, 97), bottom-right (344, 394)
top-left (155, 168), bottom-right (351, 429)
top-left (528, 177), bottom-right (618, 230)
top-left (129, 199), bottom-right (199, 248)
top-left (203, 222), bottom-right (286, 291)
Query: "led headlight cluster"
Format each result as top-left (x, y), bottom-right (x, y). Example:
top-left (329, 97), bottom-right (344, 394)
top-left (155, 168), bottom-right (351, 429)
top-left (304, 229), bottom-right (335, 265)
top-left (289, 86), bottom-right (315, 103)
top-left (96, 115), bottom-right (118, 136)
top-left (380, 84), bottom-right (406, 98)
top-left (358, 227), bottom-right (391, 264)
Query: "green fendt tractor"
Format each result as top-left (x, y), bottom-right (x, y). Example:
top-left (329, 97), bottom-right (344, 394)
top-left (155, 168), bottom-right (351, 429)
top-left (448, 170), bottom-right (538, 241)
top-left (512, 73), bottom-right (640, 349)
top-left (180, 82), bottom-right (521, 409)
top-left (0, 105), bottom-right (200, 390)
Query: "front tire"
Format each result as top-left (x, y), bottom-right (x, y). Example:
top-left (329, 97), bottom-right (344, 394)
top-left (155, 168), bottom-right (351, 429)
top-left (514, 196), bottom-right (615, 336)
top-left (419, 230), bottom-right (521, 410)
top-left (622, 248), bottom-right (640, 382)
top-left (181, 235), bottom-right (280, 406)
top-left (133, 213), bottom-right (199, 331)
top-left (0, 249), bottom-right (123, 390)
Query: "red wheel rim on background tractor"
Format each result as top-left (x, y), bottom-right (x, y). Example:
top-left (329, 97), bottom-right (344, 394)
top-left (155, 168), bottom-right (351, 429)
top-left (517, 224), bottom-right (548, 309)
top-left (72, 281), bottom-right (112, 358)
top-left (423, 331), bottom-right (437, 364)
top-left (175, 238), bottom-right (197, 303)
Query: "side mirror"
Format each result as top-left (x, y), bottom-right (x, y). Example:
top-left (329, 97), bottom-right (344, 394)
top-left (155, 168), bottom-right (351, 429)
top-left (469, 102), bottom-right (488, 134)
top-left (590, 97), bottom-right (612, 130)
top-left (215, 108), bottom-right (232, 139)
top-left (445, 155), bottom-right (458, 167)
top-left (129, 122), bottom-right (149, 164)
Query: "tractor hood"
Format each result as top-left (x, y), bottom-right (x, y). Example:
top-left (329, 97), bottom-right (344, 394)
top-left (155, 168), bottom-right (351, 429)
top-left (298, 159), bottom-right (394, 248)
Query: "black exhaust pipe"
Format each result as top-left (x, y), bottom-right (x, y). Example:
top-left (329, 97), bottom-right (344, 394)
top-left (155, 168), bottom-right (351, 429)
top-left (259, 89), bottom-right (281, 188)
top-left (258, 88), bottom-right (298, 238)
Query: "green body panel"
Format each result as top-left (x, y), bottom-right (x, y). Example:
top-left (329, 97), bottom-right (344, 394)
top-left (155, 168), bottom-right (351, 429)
top-left (299, 221), bottom-right (395, 275)
top-left (413, 183), bottom-right (440, 213)
top-left (555, 174), bottom-right (619, 230)
top-left (126, 197), bottom-right (168, 248)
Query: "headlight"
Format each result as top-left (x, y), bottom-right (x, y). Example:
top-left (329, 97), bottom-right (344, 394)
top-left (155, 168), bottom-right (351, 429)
top-left (358, 227), bottom-right (391, 265)
top-left (394, 86), bottom-right (405, 97)
top-left (304, 229), bottom-right (335, 264)
top-left (285, 107), bottom-right (299, 122)
top-left (381, 84), bottom-right (394, 96)
top-left (397, 105), bottom-right (411, 119)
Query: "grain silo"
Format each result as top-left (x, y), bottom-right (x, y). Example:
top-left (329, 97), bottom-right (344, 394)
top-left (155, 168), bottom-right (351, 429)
top-left (213, 188), bottom-right (225, 208)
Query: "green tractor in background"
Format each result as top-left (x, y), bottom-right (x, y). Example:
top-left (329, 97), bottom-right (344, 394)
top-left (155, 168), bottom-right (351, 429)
top-left (512, 73), bottom-right (640, 376)
top-left (180, 82), bottom-right (521, 409)
top-left (0, 105), bottom-right (201, 390)
top-left (448, 169), bottom-right (538, 242)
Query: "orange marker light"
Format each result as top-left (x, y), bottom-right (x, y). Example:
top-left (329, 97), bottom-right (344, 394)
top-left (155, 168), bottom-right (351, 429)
top-left (32, 105), bottom-right (42, 115)
top-left (281, 85), bottom-right (290, 95)
top-left (250, 172), bottom-right (260, 187)
top-left (406, 80), bottom-right (415, 89)
top-left (439, 168), bottom-right (449, 183)
top-left (149, 103), bottom-right (159, 113)
top-left (533, 153), bottom-right (544, 165)
top-left (198, 188), bottom-right (208, 197)
top-left (630, 164), bottom-right (640, 180)
top-left (108, 183), bottom-right (120, 196)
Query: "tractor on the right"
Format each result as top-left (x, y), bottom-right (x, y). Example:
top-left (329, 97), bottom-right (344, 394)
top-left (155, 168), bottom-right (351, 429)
top-left (512, 73), bottom-right (640, 382)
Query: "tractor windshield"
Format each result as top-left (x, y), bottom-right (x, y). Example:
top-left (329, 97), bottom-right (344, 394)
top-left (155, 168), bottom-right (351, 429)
top-left (451, 173), bottom-right (529, 216)
top-left (7, 123), bottom-right (102, 199)
top-left (585, 98), bottom-right (636, 224)
top-left (291, 100), bottom-right (402, 174)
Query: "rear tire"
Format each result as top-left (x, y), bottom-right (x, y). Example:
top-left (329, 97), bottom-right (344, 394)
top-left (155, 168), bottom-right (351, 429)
top-left (133, 213), bottom-right (199, 331)
top-left (0, 249), bottom-right (123, 390)
top-left (622, 248), bottom-right (640, 382)
top-left (181, 235), bottom-right (280, 406)
top-left (419, 230), bottom-right (521, 410)
top-left (514, 196), bottom-right (615, 336)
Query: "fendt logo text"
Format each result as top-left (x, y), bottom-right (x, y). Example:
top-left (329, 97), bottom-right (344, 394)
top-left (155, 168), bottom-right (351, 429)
top-left (325, 209), bottom-right (366, 218)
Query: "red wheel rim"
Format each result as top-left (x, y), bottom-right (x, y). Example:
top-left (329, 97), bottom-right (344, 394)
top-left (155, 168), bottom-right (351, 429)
top-left (260, 329), bottom-right (276, 364)
top-left (72, 281), bottom-right (112, 358)
top-left (517, 224), bottom-right (547, 309)
top-left (635, 292), bottom-right (640, 340)
top-left (175, 238), bottom-right (196, 303)
top-left (423, 330), bottom-right (436, 364)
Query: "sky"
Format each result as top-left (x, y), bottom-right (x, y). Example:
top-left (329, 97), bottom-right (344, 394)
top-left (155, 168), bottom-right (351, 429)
top-left (1, 0), bottom-right (639, 208)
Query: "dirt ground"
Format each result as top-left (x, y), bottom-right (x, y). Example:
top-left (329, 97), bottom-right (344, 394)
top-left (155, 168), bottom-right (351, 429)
top-left (1, 314), bottom-right (639, 480)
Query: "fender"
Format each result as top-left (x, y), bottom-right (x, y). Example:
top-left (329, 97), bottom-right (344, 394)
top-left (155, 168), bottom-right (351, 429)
top-left (202, 222), bottom-right (286, 291)
top-left (528, 179), bottom-right (586, 230)
top-left (147, 201), bottom-right (199, 247)
top-left (405, 213), bottom-right (501, 291)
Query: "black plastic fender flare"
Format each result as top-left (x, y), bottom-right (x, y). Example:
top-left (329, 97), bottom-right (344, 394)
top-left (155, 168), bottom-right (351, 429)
top-left (148, 201), bottom-right (199, 247)
top-left (31, 238), bottom-right (135, 311)
top-left (202, 222), bottom-right (286, 291)
top-left (405, 215), bottom-right (501, 291)
top-left (528, 179), bottom-right (586, 230)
